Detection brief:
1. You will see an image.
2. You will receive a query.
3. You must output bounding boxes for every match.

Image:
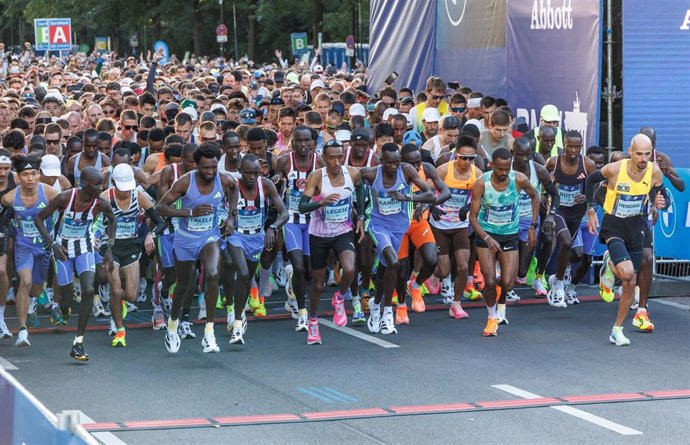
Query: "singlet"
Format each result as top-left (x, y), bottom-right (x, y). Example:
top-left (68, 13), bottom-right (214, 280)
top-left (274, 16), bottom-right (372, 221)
top-left (309, 167), bottom-right (354, 238)
top-left (553, 154), bottom-right (587, 220)
top-left (73, 152), bottom-right (104, 185)
top-left (0, 173), bottom-right (17, 202)
top-left (13, 184), bottom-right (52, 246)
top-left (478, 170), bottom-right (520, 235)
top-left (285, 152), bottom-right (318, 225)
top-left (162, 163), bottom-right (183, 236)
top-left (177, 171), bottom-right (224, 239)
top-left (424, 135), bottom-right (445, 163)
top-left (106, 188), bottom-right (142, 241)
top-left (366, 165), bottom-right (412, 231)
top-left (56, 188), bottom-right (99, 258)
top-left (603, 159), bottom-right (653, 220)
top-left (480, 130), bottom-right (510, 160)
top-left (430, 163), bottom-right (478, 230)
top-left (218, 154), bottom-right (242, 179)
top-left (518, 160), bottom-right (541, 220)
top-left (236, 179), bottom-right (266, 235)
top-left (344, 147), bottom-right (375, 168)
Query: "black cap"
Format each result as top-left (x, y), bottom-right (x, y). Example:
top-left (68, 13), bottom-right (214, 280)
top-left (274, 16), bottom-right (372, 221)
top-left (350, 128), bottom-right (369, 142)
top-left (400, 97), bottom-right (414, 105)
top-left (269, 97), bottom-right (285, 106)
top-left (273, 71), bottom-right (285, 82)
top-left (461, 123), bottom-right (480, 138)
top-left (442, 115), bottom-right (460, 130)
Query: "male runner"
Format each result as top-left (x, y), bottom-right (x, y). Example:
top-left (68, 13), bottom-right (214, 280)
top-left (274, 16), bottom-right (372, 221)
top-left (0, 151), bottom-right (17, 339)
top-left (67, 129), bottom-right (111, 185)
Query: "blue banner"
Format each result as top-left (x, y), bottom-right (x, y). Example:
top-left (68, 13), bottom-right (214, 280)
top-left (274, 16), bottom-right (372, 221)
top-left (153, 40), bottom-right (169, 65)
top-left (623, 1), bottom-right (690, 168)
top-left (506, 0), bottom-right (601, 149)
top-left (654, 168), bottom-right (690, 260)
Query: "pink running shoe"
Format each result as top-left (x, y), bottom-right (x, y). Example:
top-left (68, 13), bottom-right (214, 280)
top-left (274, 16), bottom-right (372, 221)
top-left (425, 276), bottom-right (441, 295)
top-left (307, 319), bottom-right (322, 345)
top-left (515, 276), bottom-right (526, 285)
top-left (449, 301), bottom-right (469, 319)
top-left (331, 292), bottom-right (347, 327)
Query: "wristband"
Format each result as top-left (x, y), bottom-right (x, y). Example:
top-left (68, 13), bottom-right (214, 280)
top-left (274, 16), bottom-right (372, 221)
top-left (531, 222), bottom-right (539, 229)
top-left (188, 208), bottom-right (193, 217)
top-left (483, 234), bottom-right (490, 241)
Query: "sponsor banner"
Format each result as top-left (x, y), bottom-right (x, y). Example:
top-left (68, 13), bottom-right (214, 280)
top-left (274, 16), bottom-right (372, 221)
top-left (34, 18), bottom-right (72, 51)
top-left (654, 168), bottom-right (690, 260)
top-left (623, 1), bottom-right (690, 168)
top-left (506, 0), bottom-right (601, 150)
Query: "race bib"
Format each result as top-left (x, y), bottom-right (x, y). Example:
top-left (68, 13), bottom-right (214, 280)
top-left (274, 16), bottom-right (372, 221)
top-left (518, 192), bottom-right (532, 218)
top-left (377, 192), bottom-right (402, 216)
top-left (288, 189), bottom-right (302, 212)
top-left (187, 214), bottom-right (215, 232)
top-left (20, 219), bottom-right (40, 238)
top-left (444, 188), bottom-right (469, 211)
top-left (115, 217), bottom-right (137, 239)
top-left (218, 205), bottom-right (229, 225)
top-left (61, 218), bottom-right (88, 239)
top-left (613, 194), bottom-right (645, 218)
top-left (484, 204), bottom-right (515, 226)
top-left (559, 184), bottom-right (581, 207)
top-left (324, 198), bottom-right (351, 223)
top-left (237, 208), bottom-right (262, 232)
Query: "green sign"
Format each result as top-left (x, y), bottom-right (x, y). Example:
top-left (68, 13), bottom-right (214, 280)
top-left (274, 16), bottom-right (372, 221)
top-left (290, 32), bottom-right (308, 56)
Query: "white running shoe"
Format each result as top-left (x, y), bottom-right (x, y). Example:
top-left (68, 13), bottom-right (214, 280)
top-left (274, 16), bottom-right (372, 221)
top-left (15, 329), bottom-right (30, 347)
top-left (630, 286), bottom-right (640, 310)
top-left (0, 321), bottom-right (13, 339)
top-left (565, 284), bottom-right (580, 304)
top-left (108, 318), bottom-right (117, 336)
top-left (442, 295), bottom-right (454, 305)
top-left (380, 311), bottom-right (397, 335)
top-left (564, 265), bottom-right (572, 287)
top-left (201, 331), bottom-right (220, 353)
top-left (165, 329), bottom-right (180, 353)
top-left (43, 287), bottom-right (55, 309)
top-left (285, 264), bottom-right (296, 300)
top-left (547, 275), bottom-right (567, 307)
top-left (327, 269), bottom-right (337, 286)
top-left (178, 321), bottom-right (196, 339)
top-left (162, 297), bottom-right (173, 316)
top-left (506, 290), bottom-right (520, 303)
top-left (124, 301), bottom-right (138, 313)
top-left (367, 300), bottom-right (381, 333)
top-left (497, 306), bottom-right (509, 325)
top-left (440, 276), bottom-right (453, 298)
top-left (284, 298), bottom-right (299, 319)
top-left (240, 311), bottom-right (248, 335)
top-left (275, 263), bottom-right (288, 288)
top-left (229, 321), bottom-right (245, 344)
top-left (73, 281), bottom-right (82, 303)
top-left (98, 284), bottom-right (111, 303)
top-left (198, 294), bottom-right (207, 320)
top-left (295, 310), bottom-right (309, 332)
top-left (532, 277), bottom-right (547, 296)
top-left (137, 278), bottom-right (148, 303)
top-left (93, 297), bottom-right (108, 318)
top-left (6, 287), bottom-right (15, 303)
top-left (226, 305), bottom-right (236, 332)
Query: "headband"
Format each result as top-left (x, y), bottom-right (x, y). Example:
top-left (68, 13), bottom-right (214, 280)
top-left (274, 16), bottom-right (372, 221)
top-left (15, 160), bottom-right (40, 173)
top-left (0, 156), bottom-right (11, 165)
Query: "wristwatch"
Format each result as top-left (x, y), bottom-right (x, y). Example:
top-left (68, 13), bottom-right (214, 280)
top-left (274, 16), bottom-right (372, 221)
top-left (269, 224), bottom-right (278, 231)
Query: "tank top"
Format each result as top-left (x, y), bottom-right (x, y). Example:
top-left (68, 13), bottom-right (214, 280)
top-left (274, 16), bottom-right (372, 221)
top-left (309, 167), bottom-right (354, 238)
top-left (345, 147), bottom-right (375, 168)
top-left (218, 154), bottom-right (242, 178)
top-left (518, 160), bottom-right (541, 220)
top-left (56, 188), bottom-right (99, 258)
top-left (0, 173), bottom-right (17, 202)
top-left (480, 130), bottom-right (510, 159)
top-left (478, 170), bottom-right (520, 235)
top-left (366, 165), bottom-right (412, 231)
top-left (73, 152), bottom-right (103, 185)
top-left (430, 163), bottom-right (478, 230)
top-left (13, 184), bottom-right (52, 247)
top-left (236, 179), bottom-right (266, 235)
top-left (285, 152), bottom-right (318, 225)
top-left (603, 159), bottom-right (653, 219)
top-left (177, 171), bottom-right (224, 239)
top-left (162, 163), bottom-right (183, 236)
top-left (553, 154), bottom-right (587, 219)
top-left (106, 188), bottom-right (142, 240)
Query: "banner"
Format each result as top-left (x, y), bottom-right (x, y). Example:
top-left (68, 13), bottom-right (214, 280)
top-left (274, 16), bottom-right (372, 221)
top-left (435, 0), bottom-right (507, 97)
top-left (623, 1), bottom-right (690, 168)
top-left (290, 32), bottom-right (309, 56)
top-left (34, 18), bottom-right (72, 51)
top-left (368, 0), bottom-right (436, 94)
top-left (506, 0), bottom-right (601, 150)
top-left (654, 168), bottom-right (690, 260)
top-left (94, 37), bottom-right (110, 53)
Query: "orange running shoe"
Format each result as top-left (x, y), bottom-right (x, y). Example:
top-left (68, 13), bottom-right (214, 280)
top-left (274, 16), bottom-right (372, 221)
top-left (408, 280), bottom-right (426, 313)
top-left (248, 287), bottom-right (260, 311)
top-left (392, 289), bottom-right (399, 305)
top-left (483, 318), bottom-right (498, 337)
top-left (395, 304), bottom-right (410, 324)
top-left (473, 261), bottom-right (485, 291)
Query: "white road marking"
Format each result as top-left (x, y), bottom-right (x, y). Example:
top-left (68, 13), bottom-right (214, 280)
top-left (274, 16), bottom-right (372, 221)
top-left (650, 299), bottom-right (690, 311)
top-left (492, 384), bottom-right (643, 436)
top-left (319, 319), bottom-right (400, 348)
top-left (66, 410), bottom-right (127, 445)
top-left (0, 355), bottom-right (18, 370)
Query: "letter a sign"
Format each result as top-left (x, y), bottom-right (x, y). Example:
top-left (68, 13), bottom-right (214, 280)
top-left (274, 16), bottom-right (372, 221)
top-left (34, 18), bottom-right (72, 51)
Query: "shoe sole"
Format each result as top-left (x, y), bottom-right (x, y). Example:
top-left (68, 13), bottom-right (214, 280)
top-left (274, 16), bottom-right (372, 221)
top-left (482, 331), bottom-right (498, 337)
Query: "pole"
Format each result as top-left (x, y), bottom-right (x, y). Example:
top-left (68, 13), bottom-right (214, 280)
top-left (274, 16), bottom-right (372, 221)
top-left (605, 0), bottom-right (614, 160)
top-left (233, 2), bottom-right (238, 61)
top-left (219, 0), bottom-right (224, 57)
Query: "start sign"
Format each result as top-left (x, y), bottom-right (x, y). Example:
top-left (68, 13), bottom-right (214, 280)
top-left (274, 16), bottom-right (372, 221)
top-left (34, 18), bottom-right (72, 51)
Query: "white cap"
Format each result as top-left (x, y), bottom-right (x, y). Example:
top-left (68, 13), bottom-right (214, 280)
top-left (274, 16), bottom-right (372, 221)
top-left (422, 107), bottom-right (440, 123)
top-left (120, 86), bottom-right (134, 95)
top-left (120, 78), bottom-right (133, 86)
top-left (467, 98), bottom-right (481, 108)
top-left (111, 164), bottom-right (136, 191)
top-left (403, 113), bottom-right (413, 128)
top-left (313, 64), bottom-right (324, 74)
top-left (335, 129), bottom-right (352, 142)
top-left (40, 154), bottom-right (62, 177)
top-left (382, 107), bottom-right (398, 121)
top-left (465, 118), bottom-right (482, 128)
top-left (209, 103), bottom-right (228, 114)
top-left (310, 79), bottom-right (326, 91)
top-left (181, 107), bottom-right (198, 121)
top-left (349, 103), bottom-right (367, 117)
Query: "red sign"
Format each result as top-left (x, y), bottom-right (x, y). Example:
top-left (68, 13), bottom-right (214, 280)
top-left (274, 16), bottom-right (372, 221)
top-left (216, 24), bottom-right (228, 36)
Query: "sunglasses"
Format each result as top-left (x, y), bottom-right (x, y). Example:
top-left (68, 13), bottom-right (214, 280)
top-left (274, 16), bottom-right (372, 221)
top-left (430, 94), bottom-right (445, 100)
top-left (457, 155), bottom-right (476, 161)
top-left (104, 109), bottom-right (116, 115)
top-left (46, 138), bottom-right (61, 145)
top-left (451, 107), bottom-right (466, 113)
top-left (216, 120), bottom-right (227, 127)
top-left (383, 102), bottom-right (396, 108)
top-left (123, 125), bottom-right (139, 131)
top-left (36, 118), bottom-right (52, 124)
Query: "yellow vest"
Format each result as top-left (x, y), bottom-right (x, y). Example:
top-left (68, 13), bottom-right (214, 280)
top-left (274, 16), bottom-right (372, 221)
top-left (603, 159), bottom-right (653, 218)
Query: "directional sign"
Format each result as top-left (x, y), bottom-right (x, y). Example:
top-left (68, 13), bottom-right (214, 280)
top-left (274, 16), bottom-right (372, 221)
top-left (291, 32), bottom-right (309, 56)
top-left (34, 18), bottom-right (72, 51)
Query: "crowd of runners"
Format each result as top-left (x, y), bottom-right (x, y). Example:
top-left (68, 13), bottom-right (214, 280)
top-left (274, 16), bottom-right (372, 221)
top-left (0, 44), bottom-right (683, 361)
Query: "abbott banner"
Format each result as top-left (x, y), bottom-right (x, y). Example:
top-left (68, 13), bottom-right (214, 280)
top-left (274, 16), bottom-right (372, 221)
top-left (654, 169), bottom-right (690, 260)
top-left (506, 0), bottom-right (601, 149)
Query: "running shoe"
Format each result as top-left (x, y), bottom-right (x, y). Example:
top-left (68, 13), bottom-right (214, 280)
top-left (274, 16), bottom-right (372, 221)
top-left (37, 290), bottom-right (49, 308)
top-left (70, 342), bottom-right (89, 361)
top-left (564, 265), bottom-right (572, 287)
top-left (178, 321), bottom-right (196, 339)
top-left (532, 276), bottom-right (548, 296)
top-left (112, 329), bottom-right (126, 347)
top-left (359, 285), bottom-right (370, 301)
top-left (253, 297), bottom-right (267, 318)
top-left (505, 290), bottom-right (520, 303)
top-left (216, 293), bottom-right (225, 310)
top-left (551, 276), bottom-right (568, 308)
top-left (152, 310), bottom-right (166, 330)
top-left (546, 275), bottom-right (557, 307)
top-left (0, 321), bottom-right (12, 339)
top-left (630, 286), bottom-right (640, 310)
top-left (632, 310), bottom-right (654, 332)
top-left (201, 331), bottom-right (220, 353)
top-left (425, 276), bottom-right (441, 295)
top-left (137, 278), bottom-right (148, 303)
top-left (565, 285), bottom-right (580, 304)
top-left (275, 263), bottom-right (288, 288)
top-left (327, 269), bottom-right (337, 287)
top-left (440, 277), bottom-right (453, 298)
top-left (162, 295), bottom-right (173, 317)
top-left (98, 284), bottom-right (111, 304)
top-left (285, 264), bottom-right (296, 300)
top-left (473, 261), bottom-right (485, 291)
top-left (515, 276), bottom-right (527, 286)
top-left (6, 287), bottom-right (14, 303)
top-left (15, 329), bottom-right (29, 346)
top-left (27, 311), bottom-right (40, 329)
top-left (497, 304), bottom-right (509, 325)
top-left (240, 311), bottom-right (248, 335)
top-left (50, 306), bottom-right (67, 326)
top-left (198, 293), bottom-right (207, 320)
top-left (121, 301), bottom-right (128, 320)
top-left (73, 281), bottom-right (82, 303)
top-left (124, 301), bottom-right (138, 313)
top-left (295, 309), bottom-right (309, 332)
top-left (380, 311), bottom-right (397, 335)
top-left (525, 257), bottom-right (538, 286)
top-left (362, 296), bottom-right (370, 314)
top-left (599, 250), bottom-right (615, 303)
top-left (442, 295), bottom-right (454, 305)
top-left (229, 320), bottom-right (245, 344)
top-left (92, 297), bottom-right (108, 318)
top-left (463, 285), bottom-right (483, 301)
top-left (395, 304), bottom-right (409, 325)
top-left (307, 319), bottom-right (322, 345)
top-left (449, 301), bottom-right (469, 319)
top-left (408, 279), bottom-right (426, 313)
top-left (226, 304), bottom-right (236, 331)
top-left (609, 326), bottom-right (630, 346)
top-left (392, 289), bottom-right (399, 306)
top-left (482, 318), bottom-right (498, 337)
top-left (331, 293), bottom-right (347, 327)
top-left (248, 287), bottom-right (261, 311)
top-left (108, 318), bottom-right (117, 336)
top-left (367, 300), bottom-right (381, 333)
top-left (352, 300), bottom-right (366, 325)
top-left (165, 328), bottom-right (181, 353)
top-left (284, 298), bottom-right (299, 319)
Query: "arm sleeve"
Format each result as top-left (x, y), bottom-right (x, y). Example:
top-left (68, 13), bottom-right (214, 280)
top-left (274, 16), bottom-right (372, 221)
top-left (543, 180), bottom-right (560, 213)
top-left (145, 207), bottom-right (167, 236)
top-left (585, 170), bottom-right (606, 206)
top-left (146, 62), bottom-right (157, 95)
top-left (356, 183), bottom-right (366, 219)
top-left (649, 184), bottom-right (671, 210)
top-left (298, 194), bottom-right (322, 214)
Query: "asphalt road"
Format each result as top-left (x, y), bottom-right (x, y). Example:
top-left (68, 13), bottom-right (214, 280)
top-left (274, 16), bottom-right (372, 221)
top-left (1, 285), bottom-right (689, 445)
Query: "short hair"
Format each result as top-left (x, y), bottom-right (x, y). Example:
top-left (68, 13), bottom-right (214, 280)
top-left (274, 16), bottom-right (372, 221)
top-left (339, 91), bottom-right (356, 105)
top-left (2, 129), bottom-right (25, 150)
top-left (193, 142), bottom-right (221, 163)
top-left (96, 118), bottom-right (116, 133)
top-left (586, 145), bottom-right (606, 157)
top-left (164, 142), bottom-right (184, 161)
top-left (278, 107), bottom-right (296, 120)
top-left (240, 153), bottom-right (259, 169)
top-left (182, 143), bottom-right (198, 158)
top-left (489, 110), bottom-right (510, 127)
top-left (378, 87), bottom-right (397, 101)
top-left (449, 93), bottom-right (467, 105)
top-left (374, 122), bottom-right (394, 139)
top-left (83, 128), bottom-right (99, 140)
top-left (165, 134), bottom-right (185, 146)
top-left (480, 96), bottom-right (496, 109)
top-left (149, 127), bottom-right (166, 142)
top-left (222, 131), bottom-right (240, 144)
top-left (139, 92), bottom-right (156, 107)
top-left (112, 147), bottom-right (132, 160)
top-left (455, 134), bottom-right (477, 151)
top-left (492, 147), bottom-right (512, 163)
top-left (98, 131), bottom-right (113, 143)
top-left (564, 130), bottom-right (583, 142)
top-left (44, 123), bottom-right (62, 137)
top-left (305, 111), bottom-right (322, 126)
top-left (381, 142), bottom-right (399, 154)
top-left (174, 112), bottom-right (193, 127)
top-left (140, 115), bottom-right (156, 129)
top-left (246, 127), bottom-right (267, 142)
top-left (66, 136), bottom-right (82, 150)
top-left (120, 109), bottom-right (138, 122)
top-left (400, 143), bottom-right (419, 157)
top-left (425, 76), bottom-right (446, 92)
top-left (199, 121), bottom-right (216, 134)
top-left (399, 87), bottom-right (414, 97)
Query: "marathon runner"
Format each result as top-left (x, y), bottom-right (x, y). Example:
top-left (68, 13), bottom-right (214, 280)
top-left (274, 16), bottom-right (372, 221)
top-left (0, 151), bottom-right (16, 340)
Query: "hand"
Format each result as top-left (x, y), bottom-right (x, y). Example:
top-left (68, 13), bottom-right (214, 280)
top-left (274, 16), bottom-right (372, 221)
top-left (574, 193), bottom-right (586, 204)
top-left (152, 47), bottom-right (164, 64)
top-left (144, 233), bottom-right (155, 255)
top-left (654, 190), bottom-right (666, 209)
top-left (356, 219), bottom-right (365, 243)
top-left (389, 190), bottom-right (409, 202)
top-left (412, 204), bottom-right (427, 222)
top-left (274, 49), bottom-right (282, 59)
top-left (586, 208), bottom-right (599, 235)
top-left (651, 207), bottom-right (659, 225)
top-left (191, 204), bottom-right (214, 216)
top-left (52, 243), bottom-right (68, 262)
top-left (458, 204), bottom-right (471, 221)
top-left (527, 227), bottom-right (537, 248)
top-left (486, 236), bottom-right (501, 255)
top-left (104, 247), bottom-right (114, 274)
top-left (259, 158), bottom-right (270, 176)
top-left (321, 193), bottom-right (341, 206)
top-left (271, 174), bottom-right (284, 185)
top-left (539, 196), bottom-right (550, 214)
top-left (265, 227), bottom-right (276, 251)
top-left (223, 218), bottom-right (235, 237)
top-left (542, 215), bottom-right (555, 237)
top-left (430, 206), bottom-right (446, 221)
top-left (315, 47), bottom-right (322, 56)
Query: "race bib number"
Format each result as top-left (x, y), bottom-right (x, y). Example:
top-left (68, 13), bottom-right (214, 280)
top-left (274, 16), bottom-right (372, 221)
top-left (377, 192), bottom-right (402, 216)
top-left (484, 204), bottom-right (515, 226)
top-left (444, 188), bottom-right (469, 211)
top-left (237, 209), bottom-right (262, 232)
top-left (187, 214), bottom-right (214, 232)
top-left (518, 192), bottom-right (532, 218)
top-left (20, 219), bottom-right (40, 237)
top-left (61, 218), bottom-right (88, 239)
top-left (613, 194), bottom-right (645, 218)
top-left (324, 198), bottom-right (351, 223)
top-left (288, 189), bottom-right (302, 212)
top-left (559, 184), bottom-right (581, 207)
top-left (115, 217), bottom-right (137, 239)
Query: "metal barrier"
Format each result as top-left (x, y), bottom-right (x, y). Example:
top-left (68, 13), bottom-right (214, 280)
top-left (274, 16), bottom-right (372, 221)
top-left (654, 258), bottom-right (690, 282)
